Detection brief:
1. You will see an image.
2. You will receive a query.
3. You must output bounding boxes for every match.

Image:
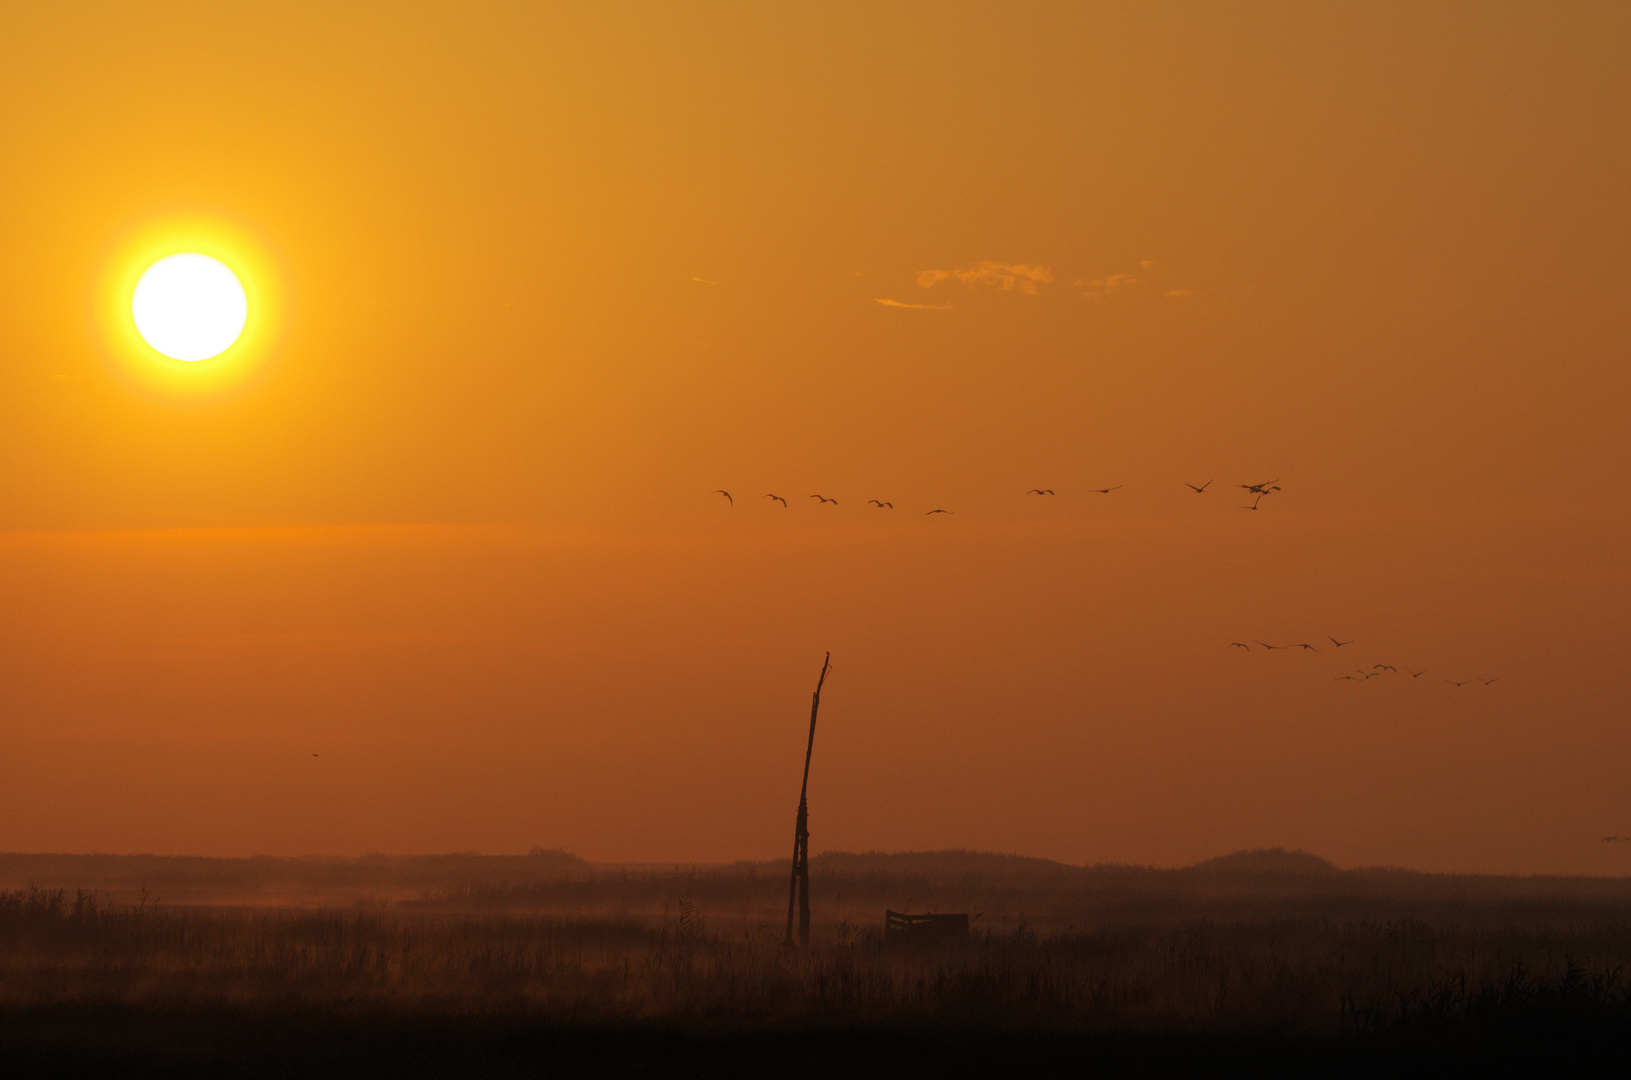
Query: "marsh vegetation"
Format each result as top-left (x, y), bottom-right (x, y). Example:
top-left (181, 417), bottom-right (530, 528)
top-left (3, 850), bottom-right (1630, 1075)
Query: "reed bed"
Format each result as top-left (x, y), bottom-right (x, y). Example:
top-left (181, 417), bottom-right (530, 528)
top-left (4, 886), bottom-right (1631, 1043)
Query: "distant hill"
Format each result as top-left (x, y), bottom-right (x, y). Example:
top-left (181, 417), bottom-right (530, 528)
top-left (809, 848), bottom-right (1348, 878)
top-left (812, 850), bottom-right (1076, 876)
top-left (0, 848), bottom-right (594, 903)
top-left (1184, 848), bottom-right (1342, 876)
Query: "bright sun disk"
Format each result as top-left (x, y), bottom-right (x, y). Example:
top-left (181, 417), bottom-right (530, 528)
top-left (132, 253), bottom-right (248, 362)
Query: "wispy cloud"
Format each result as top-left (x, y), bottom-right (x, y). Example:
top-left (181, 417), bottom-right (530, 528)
top-left (876, 298), bottom-right (953, 310)
top-left (690, 277), bottom-right (717, 285)
top-left (1076, 272), bottom-right (1140, 300)
top-left (916, 262), bottom-right (1053, 294)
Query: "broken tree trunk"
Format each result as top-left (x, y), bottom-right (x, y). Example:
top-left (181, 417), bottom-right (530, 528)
top-left (784, 652), bottom-right (830, 947)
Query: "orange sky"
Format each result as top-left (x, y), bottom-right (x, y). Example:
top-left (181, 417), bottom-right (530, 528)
top-left (0, 3), bottom-right (1627, 873)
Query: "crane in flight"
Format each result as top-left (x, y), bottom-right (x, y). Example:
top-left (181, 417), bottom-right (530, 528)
top-left (1256, 641), bottom-right (1286, 650)
top-left (1184, 480), bottom-right (1213, 493)
top-left (1027, 489), bottom-right (1054, 495)
top-left (1088, 485), bottom-right (1123, 494)
top-left (1329, 637), bottom-right (1353, 648)
top-left (1241, 479), bottom-right (1281, 495)
top-left (765, 494), bottom-right (788, 506)
top-left (925, 509), bottom-right (954, 515)
top-left (1229, 642), bottom-right (1250, 650)
top-left (1446, 679), bottom-right (1472, 687)
top-left (867, 500), bottom-right (893, 508)
top-left (1409, 669), bottom-right (1428, 678)
top-left (1477, 678), bottom-right (1499, 686)
top-left (810, 495), bottom-right (837, 505)
top-left (714, 490), bottom-right (733, 506)
top-left (1293, 643), bottom-right (1321, 652)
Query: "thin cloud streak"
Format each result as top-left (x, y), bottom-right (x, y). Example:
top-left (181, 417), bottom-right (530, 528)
top-left (876, 298), bottom-right (953, 310)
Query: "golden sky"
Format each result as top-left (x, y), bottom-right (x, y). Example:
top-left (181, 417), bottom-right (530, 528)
top-left (0, 3), bottom-right (1627, 872)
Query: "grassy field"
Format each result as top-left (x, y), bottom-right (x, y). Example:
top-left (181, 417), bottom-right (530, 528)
top-left (3, 850), bottom-right (1631, 1076)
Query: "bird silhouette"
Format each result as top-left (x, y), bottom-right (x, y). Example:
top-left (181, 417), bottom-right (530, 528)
top-left (1374, 664), bottom-right (1397, 673)
top-left (1409, 669), bottom-right (1428, 678)
top-left (1088, 485), bottom-right (1123, 494)
top-left (1229, 642), bottom-right (1250, 650)
top-left (925, 509), bottom-right (953, 515)
top-left (764, 494), bottom-right (787, 506)
top-left (1446, 679), bottom-right (1471, 687)
top-left (1294, 643), bottom-right (1321, 652)
top-left (1335, 675), bottom-right (1360, 682)
top-left (867, 500), bottom-right (893, 508)
top-left (1240, 494), bottom-right (1265, 510)
top-left (810, 495), bottom-right (837, 505)
top-left (1240, 479), bottom-right (1279, 495)
top-left (1477, 678), bottom-right (1499, 686)
top-left (1329, 637), bottom-right (1353, 648)
top-left (1256, 641), bottom-right (1286, 650)
top-left (1184, 480), bottom-right (1213, 493)
top-left (713, 490), bottom-right (733, 506)
top-left (1027, 489), bottom-right (1054, 495)
top-left (1603, 836), bottom-right (1631, 843)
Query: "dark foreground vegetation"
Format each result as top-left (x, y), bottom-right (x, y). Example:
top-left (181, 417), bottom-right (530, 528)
top-left (3, 850), bottom-right (1631, 1076)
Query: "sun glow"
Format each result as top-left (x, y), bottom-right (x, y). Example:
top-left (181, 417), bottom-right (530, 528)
top-left (132, 253), bottom-right (248, 361)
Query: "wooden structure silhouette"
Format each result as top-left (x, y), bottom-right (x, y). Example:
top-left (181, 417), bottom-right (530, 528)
top-left (884, 911), bottom-right (970, 946)
top-left (784, 652), bottom-right (830, 947)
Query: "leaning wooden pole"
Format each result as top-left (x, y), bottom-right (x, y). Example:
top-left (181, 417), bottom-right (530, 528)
top-left (785, 652), bottom-right (830, 947)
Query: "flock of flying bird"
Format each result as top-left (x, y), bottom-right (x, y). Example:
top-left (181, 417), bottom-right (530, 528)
top-left (711, 481), bottom-right (1502, 689)
top-left (710, 478), bottom-right (1286, 515)
top-left (1228, 636), bottom-right (1500, 689)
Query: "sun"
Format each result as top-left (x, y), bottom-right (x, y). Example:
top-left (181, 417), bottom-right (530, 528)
top-left (131, 253), bottom-right (248, 362)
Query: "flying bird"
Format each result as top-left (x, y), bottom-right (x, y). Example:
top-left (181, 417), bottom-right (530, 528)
top-left (1603, 836), bottom-right (1631, 843)
top-left (1229, 642), bottom-right (1250, 650)
top-left (810, 495), bottom-right (837, 505)
top-left (1027, 489), bottom-right (1054, 495)
top-left (1184, 480), bottom-right (1213, 493)
top-left (1294, 643), bottom-right (1321, 652)
top-left (1446, 679), bottom-right (1472, 687)
top-left (1088, 485), bottom-right (1123, 494)
top-left (867, 500), bottom-right (893, 508)
top-left (1374, 664), bottom-right (1397, 673)
top-left (1335, 675), bottom-right (1360, 682)
top-left (1256, 641), bottom-right (1286, 650)
top-left (1240, 495), bottom-right (1265, 510)
top-left (1329, 637), bottom-right (1353, 648)
top-left (713, 490), bottom-right (733, 506)
top-left (1240, 479), bottom-right (1280, 495)
top-left (1477, 678), bottom-right (1499, 686)
top-left (925, 509), bottom-right (954, 515)
top-left (764, 494), bottom-right (787, 506)
top-left (1409, 669), bottom-right (1428, 678)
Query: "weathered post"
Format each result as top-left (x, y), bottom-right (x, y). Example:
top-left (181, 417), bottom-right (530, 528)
top-left (784, 652), bottom-right (830, 947)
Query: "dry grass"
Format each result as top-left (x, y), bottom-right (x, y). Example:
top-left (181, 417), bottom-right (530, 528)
top-left (4, 884), bottom-right (1630, 1039)
top-left (5, 856), bottom-right (1631, 1074)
